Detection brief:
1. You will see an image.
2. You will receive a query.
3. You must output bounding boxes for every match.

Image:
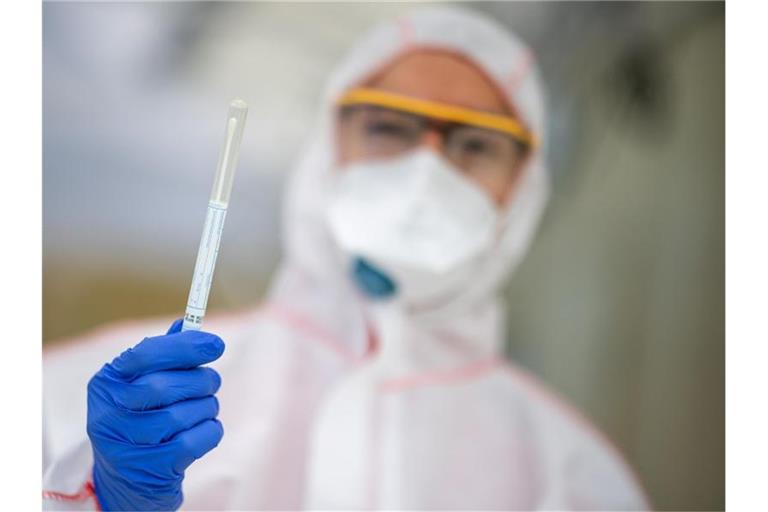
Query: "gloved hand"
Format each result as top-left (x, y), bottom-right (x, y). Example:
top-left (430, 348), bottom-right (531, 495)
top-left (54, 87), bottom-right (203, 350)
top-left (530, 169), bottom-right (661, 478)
top-left (86, 319), bottom-right (225, 511)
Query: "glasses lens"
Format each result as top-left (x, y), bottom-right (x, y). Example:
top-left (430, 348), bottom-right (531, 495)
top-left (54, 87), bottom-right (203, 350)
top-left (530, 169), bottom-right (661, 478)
top-left (444, 125), bottom-right (523, 176)
top-left (340, 105), bottom-right (425, 159)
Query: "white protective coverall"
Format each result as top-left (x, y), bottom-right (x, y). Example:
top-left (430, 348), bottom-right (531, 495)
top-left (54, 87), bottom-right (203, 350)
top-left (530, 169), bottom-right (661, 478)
top-left (43, 7), bottom-right (651, 511)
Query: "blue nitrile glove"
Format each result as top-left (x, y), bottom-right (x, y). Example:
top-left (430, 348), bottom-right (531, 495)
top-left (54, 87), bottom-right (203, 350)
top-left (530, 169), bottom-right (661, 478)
top-left (87, 319), bottom-right (225, 511)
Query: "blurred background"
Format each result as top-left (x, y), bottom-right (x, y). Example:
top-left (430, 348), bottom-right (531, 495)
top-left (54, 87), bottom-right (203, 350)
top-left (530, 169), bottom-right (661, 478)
top-left (43, 2), bottom-right (724, 510)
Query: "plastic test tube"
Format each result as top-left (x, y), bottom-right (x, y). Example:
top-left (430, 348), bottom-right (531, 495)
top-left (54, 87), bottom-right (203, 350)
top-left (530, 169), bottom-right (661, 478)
top-left (182, 99), bottom-right (248, 331)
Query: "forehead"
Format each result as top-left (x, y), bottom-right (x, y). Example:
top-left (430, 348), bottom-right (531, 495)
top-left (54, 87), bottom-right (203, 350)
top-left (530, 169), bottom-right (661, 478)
top-left (363, 50), bottom-right (510, 116)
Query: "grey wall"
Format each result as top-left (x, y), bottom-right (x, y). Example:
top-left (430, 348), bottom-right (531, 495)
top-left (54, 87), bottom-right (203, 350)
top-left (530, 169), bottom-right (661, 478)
top-left (502, 9), bottom-right (724, 510)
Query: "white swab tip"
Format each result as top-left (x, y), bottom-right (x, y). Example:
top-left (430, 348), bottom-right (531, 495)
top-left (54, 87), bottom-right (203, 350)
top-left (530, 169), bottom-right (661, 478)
top-left (230, 98), bottom-right (248, 109)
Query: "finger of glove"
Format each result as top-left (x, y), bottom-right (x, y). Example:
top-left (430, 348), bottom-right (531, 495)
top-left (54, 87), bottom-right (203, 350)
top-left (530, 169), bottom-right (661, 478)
top-left (171, 419), bottom-right (224, 473)
top-left (112, 367), bottom-right (222, 410)
top-left (109, 330), bottom-right (224, 380)
top-left (116, 396), bottom-right (220, 445)
top-left (167, 319), bottom-right (183, 335)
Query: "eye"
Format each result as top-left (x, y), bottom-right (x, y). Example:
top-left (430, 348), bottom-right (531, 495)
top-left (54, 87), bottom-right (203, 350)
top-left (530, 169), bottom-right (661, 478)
top-left (364, 120), bottom-right (410, 136)
top-left (449, 126), bottom-right (509, 159)
top-left (460, 137), bottom-right (492, 154)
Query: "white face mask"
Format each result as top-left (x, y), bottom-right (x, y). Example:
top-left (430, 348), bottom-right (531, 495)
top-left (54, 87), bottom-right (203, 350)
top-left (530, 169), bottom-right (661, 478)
top-left (326, 149), bottom-right (500, 307)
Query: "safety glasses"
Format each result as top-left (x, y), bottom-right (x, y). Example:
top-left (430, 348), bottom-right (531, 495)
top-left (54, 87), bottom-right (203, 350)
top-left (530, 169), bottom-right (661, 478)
top-left (338, 87), bottom-right (536, 147)
top-left (336, 87), bottom-right (534, 182)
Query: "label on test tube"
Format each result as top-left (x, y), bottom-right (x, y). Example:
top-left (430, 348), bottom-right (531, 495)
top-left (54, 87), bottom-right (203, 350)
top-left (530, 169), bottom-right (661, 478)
top-left (183, 200), bottom-right (228, 330)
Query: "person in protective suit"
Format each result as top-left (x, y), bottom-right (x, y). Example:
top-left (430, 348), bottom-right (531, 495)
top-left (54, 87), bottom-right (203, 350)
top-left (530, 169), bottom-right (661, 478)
top-left (43, 7), bottom-right (650, 511)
